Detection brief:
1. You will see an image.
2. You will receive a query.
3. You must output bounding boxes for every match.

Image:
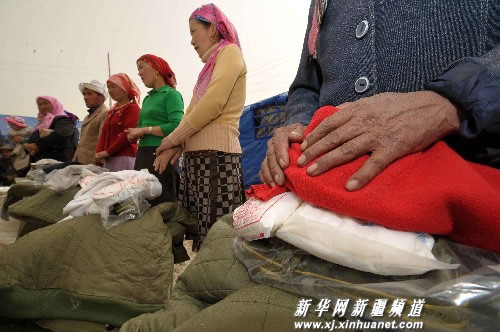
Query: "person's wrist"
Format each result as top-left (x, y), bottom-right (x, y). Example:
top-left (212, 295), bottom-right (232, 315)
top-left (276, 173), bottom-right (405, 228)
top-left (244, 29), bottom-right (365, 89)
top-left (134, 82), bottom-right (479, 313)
top-left (427, 91), bottom-right (461, 134)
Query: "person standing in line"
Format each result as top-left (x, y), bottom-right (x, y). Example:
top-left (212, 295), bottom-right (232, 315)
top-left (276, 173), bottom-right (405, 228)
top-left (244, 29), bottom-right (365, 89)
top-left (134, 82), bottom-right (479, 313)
top-left (73, 80), bottom-right (109, 165)
top-left (126, 54), bottom-right (184, 205)
top-left (154, 3), bottom-right (247, 251)
top-left (95, 73), bottom-right (140, 171)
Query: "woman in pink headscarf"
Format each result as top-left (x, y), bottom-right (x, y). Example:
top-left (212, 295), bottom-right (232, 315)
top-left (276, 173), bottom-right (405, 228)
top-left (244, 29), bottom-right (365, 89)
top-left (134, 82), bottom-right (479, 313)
top-left (95, 73), bottom-right (140, 171)
top-left (24, 96), bottom-right (77, 162)
top-left (154, 3), bottom-right (247, 251)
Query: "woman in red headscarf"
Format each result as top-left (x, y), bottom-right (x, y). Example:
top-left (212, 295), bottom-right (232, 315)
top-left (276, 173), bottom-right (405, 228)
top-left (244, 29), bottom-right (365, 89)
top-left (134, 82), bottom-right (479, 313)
top-left (125, 54), bottom-right (184, 205)
top-left (94, 73), bottom-right (141, 171)
top-left (154, 3), bottom-right (247, 250)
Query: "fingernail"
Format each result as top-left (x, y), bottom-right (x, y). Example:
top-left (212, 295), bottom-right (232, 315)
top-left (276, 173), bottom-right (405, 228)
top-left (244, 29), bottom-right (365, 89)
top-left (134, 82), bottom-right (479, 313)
top-left (301, 141), bottom-right (308, 151)
top-left (307, 163), bottom-right (317, 174)
top-left (290, 131), bottom-right (299, 137)
top-left (274, 174), bottom-right (280, 183)
top-left (279, 158), bottom-right (286, 168)
top-left (346, 179), bottom-right (359, 191)
top-left (297, 155), bottom-right (306, 166)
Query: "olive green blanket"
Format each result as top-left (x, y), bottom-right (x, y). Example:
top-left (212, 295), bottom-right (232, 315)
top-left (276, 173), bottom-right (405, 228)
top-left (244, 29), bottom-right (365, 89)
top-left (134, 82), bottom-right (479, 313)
top-left (0, 203), bottom-right (195, 330)
top-left (121, 215), bottom-right (500, 332)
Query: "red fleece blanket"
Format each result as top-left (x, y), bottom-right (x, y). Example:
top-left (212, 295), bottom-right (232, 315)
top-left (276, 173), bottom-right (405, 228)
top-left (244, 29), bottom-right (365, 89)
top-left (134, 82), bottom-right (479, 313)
top-left (247, 106), bottom-right (500, 253)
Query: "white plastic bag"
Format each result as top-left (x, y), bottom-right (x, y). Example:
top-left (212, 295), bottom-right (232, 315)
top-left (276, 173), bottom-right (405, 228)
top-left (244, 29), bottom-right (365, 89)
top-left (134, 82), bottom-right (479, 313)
top-left (276, 203), bottom-right (459, 276)
top-left (93, 177), bottom-right (151, 229)
top-left (233, 192), bottom-right (303, 241)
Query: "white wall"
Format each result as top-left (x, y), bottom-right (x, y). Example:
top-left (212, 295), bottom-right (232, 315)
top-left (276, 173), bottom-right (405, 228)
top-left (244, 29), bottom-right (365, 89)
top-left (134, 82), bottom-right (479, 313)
top-left (0, 0), bottom-right (310, 119)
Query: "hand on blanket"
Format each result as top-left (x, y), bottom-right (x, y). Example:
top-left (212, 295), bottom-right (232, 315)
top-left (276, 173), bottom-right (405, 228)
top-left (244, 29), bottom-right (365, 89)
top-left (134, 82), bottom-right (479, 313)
top-left (153, 146), bottom-right (183, 174)
top-left (297, 91), bottom-right (461, 191)
top-left (259, 123), bottom-right (306, 187)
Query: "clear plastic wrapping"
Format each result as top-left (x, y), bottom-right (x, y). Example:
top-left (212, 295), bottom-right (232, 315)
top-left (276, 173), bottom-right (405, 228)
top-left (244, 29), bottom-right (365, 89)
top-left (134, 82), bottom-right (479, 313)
top-left (234, 236), bottom-right (500, 331)
top-left (94, 186), bottom-right (150, 229)
top-left (25, 168), bottom-right (48, 184)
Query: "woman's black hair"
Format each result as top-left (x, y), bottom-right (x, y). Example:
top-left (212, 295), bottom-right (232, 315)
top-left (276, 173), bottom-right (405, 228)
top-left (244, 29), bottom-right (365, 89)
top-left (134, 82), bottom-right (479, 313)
top-left (197, 19), bottom-right (212, 29)
top-left (196, 19), bottom-right (223, 40)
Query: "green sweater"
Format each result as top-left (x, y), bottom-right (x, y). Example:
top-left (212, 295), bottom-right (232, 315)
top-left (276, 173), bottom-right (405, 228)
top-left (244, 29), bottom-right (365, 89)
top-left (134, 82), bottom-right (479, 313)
top-left (138, 85), bottom-right (184, 147)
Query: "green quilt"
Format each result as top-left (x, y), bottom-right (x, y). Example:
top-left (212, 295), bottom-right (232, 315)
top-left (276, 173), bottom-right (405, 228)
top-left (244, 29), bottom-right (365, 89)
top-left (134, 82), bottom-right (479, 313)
top-left (120, 215), bottom-right (332, 332)
top-left (0, 203), bottom-right (194, 330)
top-left (9, 186), bottom-right (80, 236)
top-left (121, 215), bottom-right (500, 332)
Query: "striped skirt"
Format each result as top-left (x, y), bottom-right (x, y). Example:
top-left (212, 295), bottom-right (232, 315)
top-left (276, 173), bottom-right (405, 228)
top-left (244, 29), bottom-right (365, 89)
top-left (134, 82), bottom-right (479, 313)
top-left (179, 150), bottom-right (246, 251)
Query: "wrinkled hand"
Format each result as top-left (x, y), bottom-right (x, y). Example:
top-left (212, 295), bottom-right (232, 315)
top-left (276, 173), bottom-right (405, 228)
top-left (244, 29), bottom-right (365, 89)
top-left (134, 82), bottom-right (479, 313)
top-left (94, 151), bottom-right (110, 163)
top-left (297, 91), bottom-right (461, 191)
top-left (259, 123), bottom-right (306, 187)
top-left (156, 137), bottom-right (175, 155)
top-left (23, 143), bottom-right (39, 156)
top-left (125, 128), bottom-right (146, 142)
top-left (153, 146), bottom-right (183, 174)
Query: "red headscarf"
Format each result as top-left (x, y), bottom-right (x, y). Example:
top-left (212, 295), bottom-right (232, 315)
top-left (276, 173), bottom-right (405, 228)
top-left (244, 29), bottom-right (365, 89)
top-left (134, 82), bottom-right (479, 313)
top-left (107, 73), bottom-right (141, 105)
top-left (137, 54), bottom-right (177, 89)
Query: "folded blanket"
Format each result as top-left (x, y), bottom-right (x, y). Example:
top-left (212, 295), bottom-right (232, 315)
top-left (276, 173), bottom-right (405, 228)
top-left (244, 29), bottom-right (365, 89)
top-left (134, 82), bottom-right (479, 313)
top-left (248, 106), bottom-right (500, 252)
top-left (0, 203), bottom-right (193, 328)
top-left (44, 164), bottom-right (107, 192)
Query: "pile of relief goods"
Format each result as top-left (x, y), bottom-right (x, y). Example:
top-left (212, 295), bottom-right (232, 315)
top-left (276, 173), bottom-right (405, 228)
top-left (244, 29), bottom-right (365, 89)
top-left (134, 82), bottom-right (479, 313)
top-left (233, 192), bottom-right (458, 276)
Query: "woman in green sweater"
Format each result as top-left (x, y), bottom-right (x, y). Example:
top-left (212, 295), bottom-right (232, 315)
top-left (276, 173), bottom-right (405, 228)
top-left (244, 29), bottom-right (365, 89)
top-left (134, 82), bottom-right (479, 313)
top-left (126, 54), bottom-right (184, 205)
top-left (154, 4), bottom-right (246, 250)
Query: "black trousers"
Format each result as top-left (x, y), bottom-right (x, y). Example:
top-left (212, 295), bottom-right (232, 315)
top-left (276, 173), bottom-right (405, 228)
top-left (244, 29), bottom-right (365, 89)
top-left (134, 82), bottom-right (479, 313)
top-left (134, 146), bottom-right (179, 206)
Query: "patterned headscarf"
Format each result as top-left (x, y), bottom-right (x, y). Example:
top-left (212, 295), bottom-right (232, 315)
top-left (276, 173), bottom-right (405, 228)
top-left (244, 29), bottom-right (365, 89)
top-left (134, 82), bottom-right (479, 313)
top-left (137, 54), bottom-right (177, 89)
top-left (190, 3), bottom-right (241, 103)
top-left (107, 73), bottom-right (141, 105)
top-left (308, 0), bottom-right (328, 58)
top-left (34, 96), bottom-right (68, 132)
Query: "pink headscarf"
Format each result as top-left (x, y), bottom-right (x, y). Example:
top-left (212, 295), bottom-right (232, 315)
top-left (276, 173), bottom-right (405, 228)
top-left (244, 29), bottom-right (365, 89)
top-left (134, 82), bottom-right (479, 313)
top-left (107, 73), bottom-right (141, 106)
top-left (190, 3), bottom-right (241, 103)
top-left (34, 96), bottom-right (68, 132)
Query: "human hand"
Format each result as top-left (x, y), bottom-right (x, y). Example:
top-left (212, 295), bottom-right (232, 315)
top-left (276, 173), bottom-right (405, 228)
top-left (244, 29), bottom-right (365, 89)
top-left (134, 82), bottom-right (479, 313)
top-left (94, 151), bottom-right (110, 163)
top-left (297, 91), bottom-right (461, 191)
top-left (125, 128), bottom-right (146, 142)
top-left (12, 135), bottom-right (25, 143)
top-left (156, 137), bottom-right (175, 155)
top-left (153, 146), bottom-right (183, 174)
top-left (258, 123), bottom-right (306, 187)
top-left (23, 143), bottom-right (39, 156)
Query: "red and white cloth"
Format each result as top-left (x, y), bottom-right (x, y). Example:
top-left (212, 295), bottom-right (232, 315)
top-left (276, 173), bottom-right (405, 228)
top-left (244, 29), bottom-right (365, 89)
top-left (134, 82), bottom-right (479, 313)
top-left (248, 106), bottom-right (500, 253)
